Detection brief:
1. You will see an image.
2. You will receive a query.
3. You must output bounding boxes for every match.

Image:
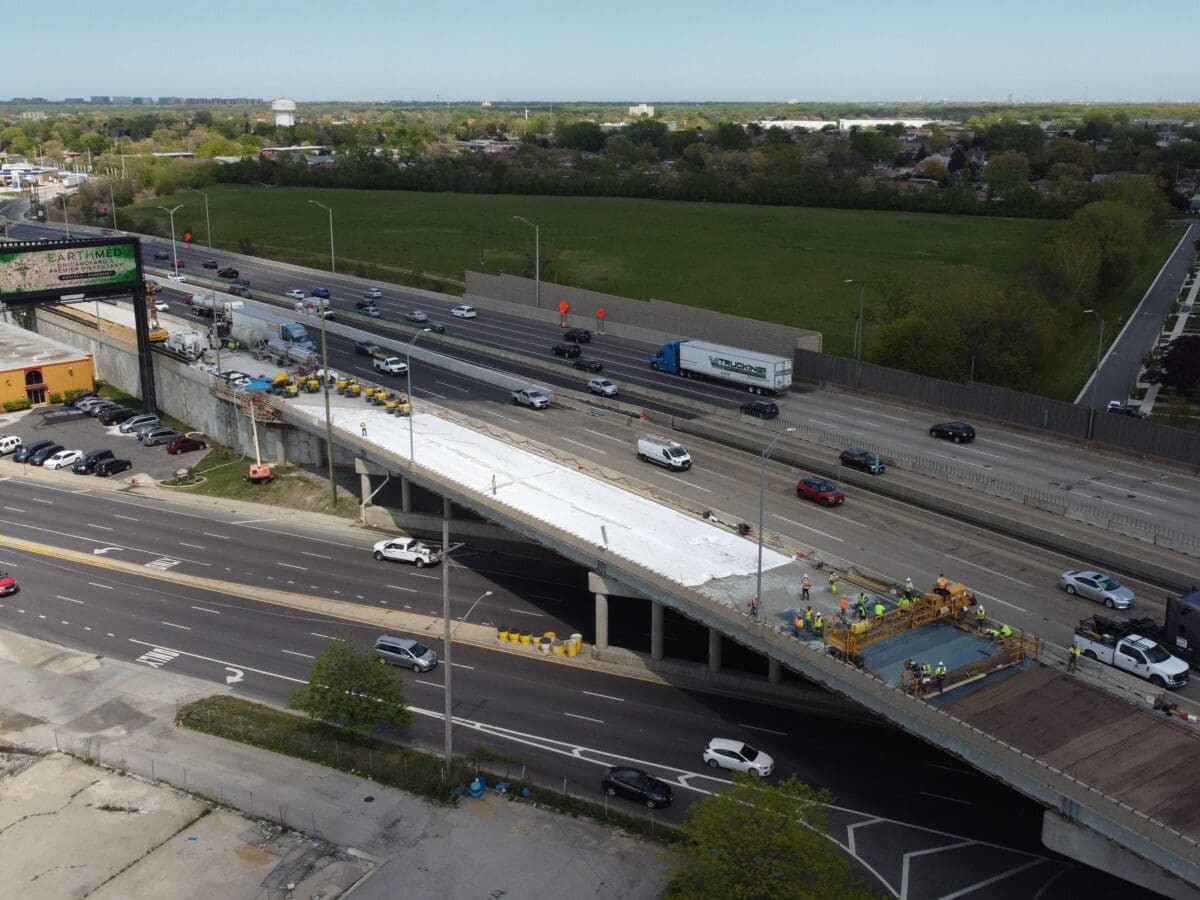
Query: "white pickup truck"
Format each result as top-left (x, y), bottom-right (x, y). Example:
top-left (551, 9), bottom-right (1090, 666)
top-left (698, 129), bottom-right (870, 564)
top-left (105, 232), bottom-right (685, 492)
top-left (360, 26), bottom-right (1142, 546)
top-left (372, 536), bottom-right (442, 568)
top-left (1073, 616), bottom-right (1189, 689)
top-left (512, 387), bottom-right (550, 409)
top-left (373, 355), bottom-right (408, 375)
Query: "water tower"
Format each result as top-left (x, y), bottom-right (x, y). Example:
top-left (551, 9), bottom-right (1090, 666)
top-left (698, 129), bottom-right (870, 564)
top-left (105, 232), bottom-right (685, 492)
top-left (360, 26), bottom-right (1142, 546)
top-left (271, 98), bottom-right (296, 127)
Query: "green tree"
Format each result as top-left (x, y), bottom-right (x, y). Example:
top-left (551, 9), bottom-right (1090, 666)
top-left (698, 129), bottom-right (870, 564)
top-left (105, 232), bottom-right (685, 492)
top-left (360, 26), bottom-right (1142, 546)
top-left (1043, 223), bottom-right (1102, 304)
top-left (555, 120), bottom-right (605, 152)
top-left (665, 772), bottom-right (875, 900)
top-left (982, 150), bottom-right (1031, 197)
top-left (1073, 200), bottom-right (1149, 283)
top-left (288, 631), bottom-right (413, 739)
top-left (1146, 335), bottom-right (1200, 394)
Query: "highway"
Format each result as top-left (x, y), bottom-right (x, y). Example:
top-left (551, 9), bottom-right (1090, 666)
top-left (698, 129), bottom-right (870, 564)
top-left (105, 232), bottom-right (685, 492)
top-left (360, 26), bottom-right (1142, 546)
top-left (0, 488), bottom-right (1153, 898)
top-left (10, 218), bottom-right (1200, 542)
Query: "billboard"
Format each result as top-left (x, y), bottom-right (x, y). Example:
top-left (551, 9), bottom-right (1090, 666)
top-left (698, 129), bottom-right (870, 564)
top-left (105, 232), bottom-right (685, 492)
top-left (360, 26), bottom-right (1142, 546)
top-left (0, 237), bottom-right (143, 304)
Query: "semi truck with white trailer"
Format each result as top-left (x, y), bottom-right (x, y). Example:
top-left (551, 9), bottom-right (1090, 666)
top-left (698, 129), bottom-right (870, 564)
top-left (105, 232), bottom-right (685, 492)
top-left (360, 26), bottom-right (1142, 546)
top-left (650, 339), bottom-right (792, 395)
top-left (230, 307), bottom-right (316, 352)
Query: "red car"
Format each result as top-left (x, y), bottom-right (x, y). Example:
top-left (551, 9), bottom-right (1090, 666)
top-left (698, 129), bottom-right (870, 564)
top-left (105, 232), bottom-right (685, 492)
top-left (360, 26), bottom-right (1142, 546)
top-left (170, 260), bottom-right (186, 268)
top-left (796, 476), bottom-right (845, 507)
top-left (0, 570), bottom-right (18, 596)
top-left (167, 436), bottom-right (208, 454)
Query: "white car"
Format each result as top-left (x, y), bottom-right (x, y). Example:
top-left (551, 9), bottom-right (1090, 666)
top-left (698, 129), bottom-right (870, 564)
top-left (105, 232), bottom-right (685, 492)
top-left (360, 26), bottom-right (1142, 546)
top-left (43, 449), bottom-right (83, 470)
top-left (702, 738), bottom-right (774, 776)
top-left (451, 305), bottom-right (477, 319)
top-left (363, 287), bottom-right (382, 299)
top-left (588, 377), bottom-right (618, 397)
top-left (154, 300), bottom-right (170, 312)
top-left (167, 273), bottom-right (186, 283)
top-left (285, 289), bottom-right (305, 300)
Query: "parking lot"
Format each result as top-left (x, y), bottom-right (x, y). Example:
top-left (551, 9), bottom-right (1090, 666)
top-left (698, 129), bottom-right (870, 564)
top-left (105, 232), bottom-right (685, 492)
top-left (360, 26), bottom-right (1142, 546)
top-left (0, 403), bottom-right (209, 483)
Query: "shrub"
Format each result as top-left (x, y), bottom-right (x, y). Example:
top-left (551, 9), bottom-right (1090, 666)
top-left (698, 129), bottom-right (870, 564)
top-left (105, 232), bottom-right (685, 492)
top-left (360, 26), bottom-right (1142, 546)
top-left (49, 392), bottom-right (63, 404)
top-left (3, 399), bottom-right (32, 412)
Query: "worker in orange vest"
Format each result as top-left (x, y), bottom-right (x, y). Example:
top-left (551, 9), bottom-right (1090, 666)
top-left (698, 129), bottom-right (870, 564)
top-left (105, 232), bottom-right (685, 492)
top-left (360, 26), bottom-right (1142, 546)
top-left (935, 574), bottom-right (950, 597)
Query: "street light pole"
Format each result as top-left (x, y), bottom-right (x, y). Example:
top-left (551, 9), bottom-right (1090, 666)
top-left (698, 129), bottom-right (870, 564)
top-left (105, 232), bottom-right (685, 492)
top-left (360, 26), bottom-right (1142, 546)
top-left (845, 279), bottom-right (865, 386)
top-left (157, 205), bottom-right (183, 269)
top-left (445, 587), bottom-right (492, 768)
top-left (308, 200), bottom-right (335, 274)
top-left (61, 191), bottom-right (71, 239)
top-left (185, 187), bottom-right (212, 248)
top-left (513, 215), bottom-right (540, 310)
top-left (405, 332), bottom-right (421, 465)
top-left (756, 427), bottom-right (798, 616)
top-left (1083, 308), bottom-right (1105, 437)
top-left (107, 181), bottom-right (118, 230)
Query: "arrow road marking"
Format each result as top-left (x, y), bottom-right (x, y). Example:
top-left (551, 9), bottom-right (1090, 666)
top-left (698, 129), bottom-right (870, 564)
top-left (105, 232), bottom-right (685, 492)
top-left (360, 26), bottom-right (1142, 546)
top-left (224, 667), bottom-right (244, 684)
top-left (93, 547), bottom-right (123, 555)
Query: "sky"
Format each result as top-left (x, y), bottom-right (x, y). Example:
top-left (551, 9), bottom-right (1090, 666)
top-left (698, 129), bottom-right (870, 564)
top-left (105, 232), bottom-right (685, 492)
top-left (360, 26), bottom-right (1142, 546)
top-left (5, 0), bottom-right (1198, 104)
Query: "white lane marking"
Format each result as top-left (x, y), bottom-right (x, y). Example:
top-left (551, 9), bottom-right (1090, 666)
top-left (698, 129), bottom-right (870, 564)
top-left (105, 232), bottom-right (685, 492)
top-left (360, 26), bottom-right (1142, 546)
top-left (925, 450), bottom-right (992, 470)
top-left (277, 562), bottom-right (308, 571)
top-left (231, 517), bottom-right (280, 525)
top-left (161, 621), bottom-right (191, 630)
top-left (281, 649), bottom-right (315, 659)
top-left (808, 418), bottom-right (840, 429)
top-left (301, 551), bottom-right (332, 559)
top-left (32, 498), bottom-right (53, 504)
top-left (1085, 478), bottom-right (1168, 503)
top-left (190, 606), bottom-right (220, 615)
top-left (87, 582), bottom-right (113, 590)
top-left (178, 542), bottom-right (206, 549)
top-left (939, 859), bottom-right (1047, 900)
top-left (416, 679), bottom-right (444, 688)
top-left (435, 381), bottom-right (470, 393)
top-left (918, 791), bottom-right (972, 805)
top-left (112, 514), bottom-right (138, 521)
top-left (584, 429), bottom-right (628, 445)
top-left (851, 407), bottom-right (905, 422)
top-left (740, 724), bottom-right (788, 736)
top-left (529, 593), bottom-right (563, 603)
top-left (485, 410), bottom-right (518, 422)
top-left (976, 438), bottom-right (1030, 452)
top-left (825, 512), bottom-right (868, 529)
top-left (1094, 496), bottom-right (1153, 515)
top-left (202, 532), bottom-right (231, 540)
top-left (899, 841), bottom-right (977, 899)
top-left (941, 554), bottom-right (1038, 593)
top-left (310, 632), bottom-right (333, 640)
top-left (959, 446), bottom-right (1007, 461)
top-left (385, 584), bottom-right (418, 593)
top-left (659, 472), bottom-right (710, 492)
top-left (772, 513), bottom-right (844, 542)
top-left (706, 470), bottom-right (738, 482)
top-left (1147, 480), bottom-right (1190, 493)
top-left (411, 572), bottom-right (440, 580)
top-left (510, 608), bottom-right (543, 617)
top-left (57, 596), bottom-right (83, 605)
top-left (583, 691), bottom-right (625, 702)
top-left (128, 638), bottom-right (306, 683)
top-left (563, 437), bottom-right (604, 454)
top-left (926, 763), bottom-right (975, 774)
top-left (968, 590), bottom-right (1027, 613)
top-left (2, 507), bottom-right (24, 513)
top-left (87, 524), bottom-right (113, 531)
top-left (564, 712), bottom-right (604, 724)
top-left (451, 662), bottom-right (474, 670)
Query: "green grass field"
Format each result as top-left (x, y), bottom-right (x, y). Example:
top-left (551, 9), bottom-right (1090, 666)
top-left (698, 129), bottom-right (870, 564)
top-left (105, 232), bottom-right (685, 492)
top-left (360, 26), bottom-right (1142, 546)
top-left (137, 186), bottom-right (1057, 356)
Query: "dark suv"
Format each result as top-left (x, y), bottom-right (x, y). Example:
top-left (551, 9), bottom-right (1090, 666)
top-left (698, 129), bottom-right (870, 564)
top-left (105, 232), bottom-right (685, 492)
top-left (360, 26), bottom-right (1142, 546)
top-left (72, 449), bottom-right (115, 474)
top-left (928, 421), bottom-right (975, 443)
top-left (153, 250), bottom-right (170, 260)
top-left (839, 448), bottom-right (885, 475)
top-left (740, 400), bottom-right (779, 419)
top-left (552, 342), bottom-right (582, 358)
top-left (98, 406), bottom-right (135, 426)
top-left (13, 439), bottom-right (55, 463)
top-left (217, 267), bottom-right (239, 278)
top-left (563, 328), bottom-right (592, 343)
top-left (28, 442), bottom-right (65, 466)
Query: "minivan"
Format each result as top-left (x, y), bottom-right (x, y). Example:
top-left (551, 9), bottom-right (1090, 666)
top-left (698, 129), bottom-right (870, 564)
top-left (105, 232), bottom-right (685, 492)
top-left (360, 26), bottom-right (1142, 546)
top-left (120, 414), bottom-right (159, 435)
top-left (374, 635), bottom-right (438, 672)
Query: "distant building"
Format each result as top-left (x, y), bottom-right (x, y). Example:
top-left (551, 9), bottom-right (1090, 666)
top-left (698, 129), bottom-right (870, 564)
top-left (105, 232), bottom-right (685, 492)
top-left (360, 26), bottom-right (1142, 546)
top-left (756, 118), bottom-right (836, 132)
top-left (158, 97), bottom-right (182, 105)
top-left (0, 321), bottom-right (95, 408)
top-left (18, 111), bottom-right (44, 120)
top-left (89, 96), bottom-right (110, 104)
top-left (628, 104), bottom-right (654, 118)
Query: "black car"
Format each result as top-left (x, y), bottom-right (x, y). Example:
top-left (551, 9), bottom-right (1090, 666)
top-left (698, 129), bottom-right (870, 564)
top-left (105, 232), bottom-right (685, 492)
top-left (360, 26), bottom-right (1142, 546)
top-left (601, 766), bottom-right (673, 809)
top-left (13, 439), bottom-right (55, 463)
top-left (72, 449), bottom-right (115, 474)
top-left (839, 448), bottom-right (885, 475)
top-left (63, 391), bottom-right (98, 408)
top-left (202, 259), bottom-right (218, 269)
top-left (423, 322), bottom-right (446, 334)
top-left (1107, 401), bottom-right (1147, 419)
top-left (98, 407), bottom-right (135, 426)
top-left (153, 250), bottom-right (170, 260)
top-left (740, 400), bottom-right (779, 419)
top-left (217, 267), bottom-right (239, 278)
top-left (94, 457), bottom-right (132, 477)
top-left (228, 285), bottom-right (252, 298)
top-left (28, 442), bottom-right (65, 466)
top-left (355, 300), bottom-right (375, 310)
top-left (552, 342), bottom-right (582, 358)
top-left (929, 421), bottom-right (975, 443)
top-left (563, 327), bottom-right (592, 343)
top-left (355, 340), bottom-right (381, 356)
top-left (572, 356), bottom-right (604, 372)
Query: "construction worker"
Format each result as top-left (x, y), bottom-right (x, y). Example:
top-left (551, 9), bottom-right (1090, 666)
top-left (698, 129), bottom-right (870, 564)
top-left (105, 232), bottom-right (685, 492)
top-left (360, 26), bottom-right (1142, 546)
top-left (814, 612), bottom-right (824, 638)
top-left (360, 421), bottom-right (368, 437)
top-left (935, 574), bottom-right (949, 597)
top-left (975, 605), bottom-right (986, 625)
top-left (874, 600), bottom-right (885, 618)
top-left (804, 605), bottom-right (814, 633)
top-left (829, 572), bottom-right (839, 594)
top-left (935, 661), bottom-right (948, 692)
top-left (749, 595), bottom-right (760, 621)
top-left (856, 595), bottom-right (868, 621)
top-left (793, 611), bottom-right (805, 638)
top-left (840, 594), bottom-right (849, 618)
top-left (898, 594), bottom-right (910, 610)
top-left (1068, 644), bottom-right (1081, 672)
top-left (1000, 623), bottom-right (1013, 638)
top-left (801, 574), bottom-right (812, 602)
top-left (904, 577), bottom-right (915, 601)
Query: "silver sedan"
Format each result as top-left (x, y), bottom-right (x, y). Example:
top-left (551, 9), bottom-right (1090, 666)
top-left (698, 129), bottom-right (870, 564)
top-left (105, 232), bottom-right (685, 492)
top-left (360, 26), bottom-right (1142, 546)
top-left (1058, 570), bottom-right (1135, 609)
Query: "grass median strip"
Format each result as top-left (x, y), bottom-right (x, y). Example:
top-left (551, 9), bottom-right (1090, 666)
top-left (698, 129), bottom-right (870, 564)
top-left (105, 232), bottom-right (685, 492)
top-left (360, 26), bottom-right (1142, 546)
top-left (179, 695), bottom-right (681, 844)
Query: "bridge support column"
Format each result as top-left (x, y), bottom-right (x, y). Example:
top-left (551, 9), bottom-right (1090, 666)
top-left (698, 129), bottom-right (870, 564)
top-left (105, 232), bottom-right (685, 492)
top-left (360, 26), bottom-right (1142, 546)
top-left (359, 471), bottom-right (372, 507)
top-left (708, 628), bottom-right (722, 673)
top-left (401, 476), bottom-right (412, 513)
top-left (650, 601), bottom-right (664, 661)
top-left (768, 658), bottom-right (782, 684)
top-left (594, 593), bottom-right (609, 651)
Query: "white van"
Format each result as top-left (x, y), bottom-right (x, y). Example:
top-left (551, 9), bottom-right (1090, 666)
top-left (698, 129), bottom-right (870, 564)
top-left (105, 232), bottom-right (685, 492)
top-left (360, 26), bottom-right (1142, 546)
top-left (637, 435), bottom-right (692, 471)
top-left (0, 435), bottom-right (21, 456)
